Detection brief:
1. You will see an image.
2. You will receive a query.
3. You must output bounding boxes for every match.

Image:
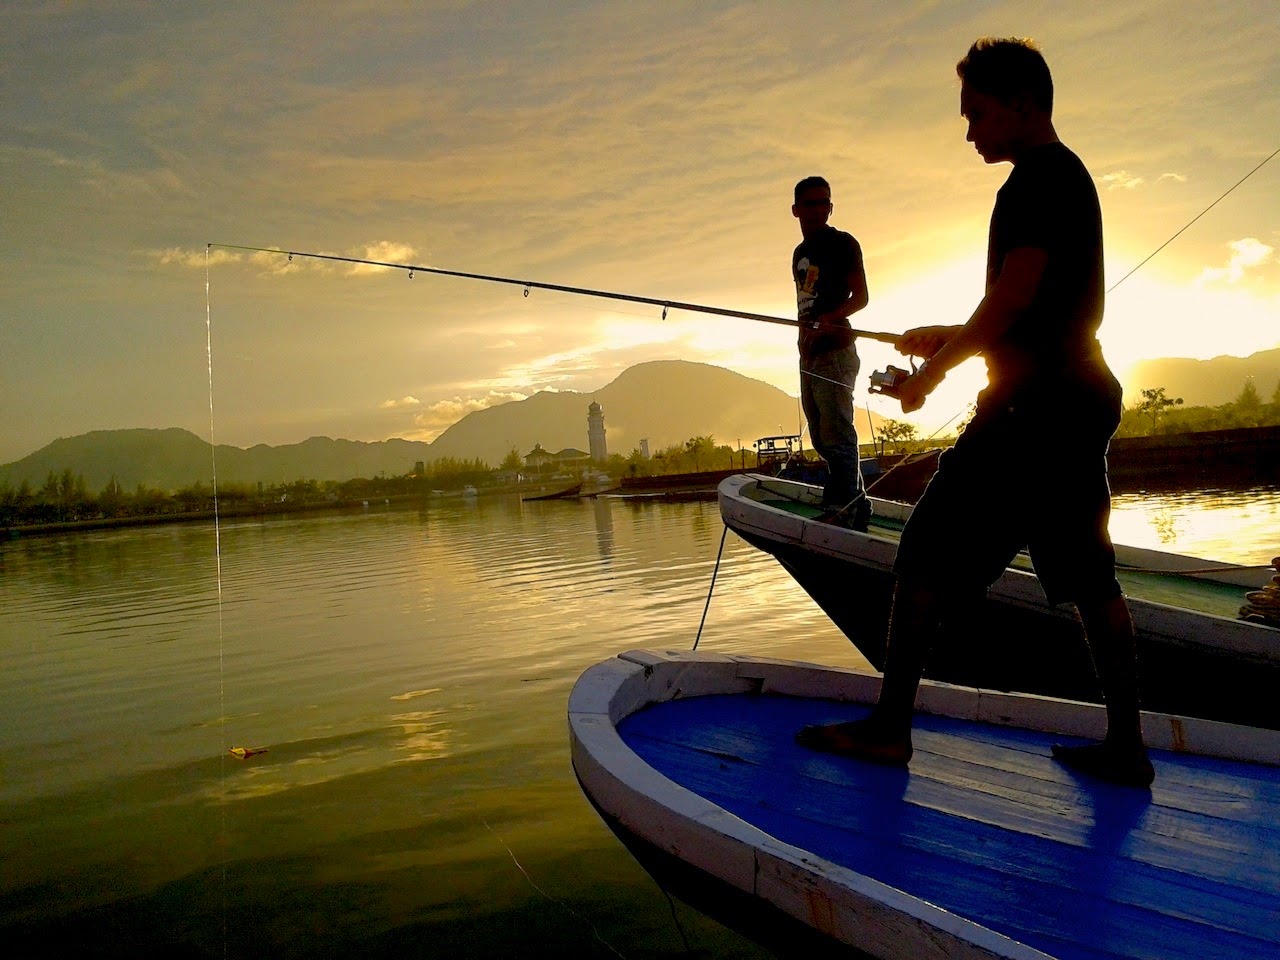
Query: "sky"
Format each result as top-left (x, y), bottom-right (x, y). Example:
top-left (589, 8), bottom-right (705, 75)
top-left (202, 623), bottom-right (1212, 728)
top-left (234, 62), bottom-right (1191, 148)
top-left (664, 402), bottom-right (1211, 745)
top-left (2, 0), bottom-right (1278, 464)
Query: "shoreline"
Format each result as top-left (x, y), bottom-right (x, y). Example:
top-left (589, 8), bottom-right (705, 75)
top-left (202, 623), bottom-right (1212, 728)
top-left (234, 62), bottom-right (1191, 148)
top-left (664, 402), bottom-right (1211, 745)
top-left (7, 426), bottom-right (1278, 539)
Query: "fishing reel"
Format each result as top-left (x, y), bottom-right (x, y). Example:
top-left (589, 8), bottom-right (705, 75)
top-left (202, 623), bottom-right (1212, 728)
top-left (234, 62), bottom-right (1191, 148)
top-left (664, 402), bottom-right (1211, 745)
top-left (867, 359), bottom-right (917, 399)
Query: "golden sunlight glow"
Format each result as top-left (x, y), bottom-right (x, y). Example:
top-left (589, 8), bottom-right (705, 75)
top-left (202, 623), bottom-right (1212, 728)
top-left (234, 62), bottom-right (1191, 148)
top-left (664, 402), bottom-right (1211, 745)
top-left (1102, 272), bottom-right (1280, 377)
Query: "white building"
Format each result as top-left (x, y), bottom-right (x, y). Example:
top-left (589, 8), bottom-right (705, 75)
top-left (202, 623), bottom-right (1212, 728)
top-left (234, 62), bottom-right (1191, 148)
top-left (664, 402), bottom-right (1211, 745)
top-left (587, 401), bottom-right (608, 462)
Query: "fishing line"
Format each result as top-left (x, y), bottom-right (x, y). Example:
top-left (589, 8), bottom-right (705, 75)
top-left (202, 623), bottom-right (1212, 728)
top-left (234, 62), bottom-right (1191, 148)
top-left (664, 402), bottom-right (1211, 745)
top-left (482, 818), bottom-right (629, 959)
top-left (1107, 144), bottom-right (1280, 294)
top-left (204, 245), bottom-right (229, 955)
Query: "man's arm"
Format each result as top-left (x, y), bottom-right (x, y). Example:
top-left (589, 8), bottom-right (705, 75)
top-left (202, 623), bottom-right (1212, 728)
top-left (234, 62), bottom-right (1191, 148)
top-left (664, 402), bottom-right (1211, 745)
top-left (820, 258), bottom-right (870, 324)
top-left (895, 246), bottom-right (1047, 413)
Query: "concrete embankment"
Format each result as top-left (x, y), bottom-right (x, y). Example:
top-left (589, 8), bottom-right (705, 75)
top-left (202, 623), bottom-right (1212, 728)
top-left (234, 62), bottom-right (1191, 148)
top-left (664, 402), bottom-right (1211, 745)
top-left (1108, 425), bottom-right (1280, 491)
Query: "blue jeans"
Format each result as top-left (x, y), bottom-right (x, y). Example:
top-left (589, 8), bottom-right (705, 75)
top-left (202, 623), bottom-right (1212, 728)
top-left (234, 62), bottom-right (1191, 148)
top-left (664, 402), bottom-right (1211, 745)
top-left (800, 346), bottom-right (864, 507)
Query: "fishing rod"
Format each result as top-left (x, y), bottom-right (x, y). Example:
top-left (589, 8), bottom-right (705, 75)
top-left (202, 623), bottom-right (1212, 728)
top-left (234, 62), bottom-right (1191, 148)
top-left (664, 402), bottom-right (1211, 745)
top-left (205, 242), bottom-right (902, 345)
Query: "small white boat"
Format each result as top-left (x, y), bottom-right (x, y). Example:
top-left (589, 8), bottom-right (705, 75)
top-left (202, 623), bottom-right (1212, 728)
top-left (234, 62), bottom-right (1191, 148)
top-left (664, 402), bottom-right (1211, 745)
top-left (569, 649), bottom-right (1280, 960)
top-left (718, 474), bottom-right (1280, 729)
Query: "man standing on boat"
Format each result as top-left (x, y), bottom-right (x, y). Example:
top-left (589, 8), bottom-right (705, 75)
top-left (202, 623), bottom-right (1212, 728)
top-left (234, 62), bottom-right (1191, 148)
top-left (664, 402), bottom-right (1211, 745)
top-left (792, 176), bottom-right (873, 531)
top-left (798, 38), bottom-right (1154, 786)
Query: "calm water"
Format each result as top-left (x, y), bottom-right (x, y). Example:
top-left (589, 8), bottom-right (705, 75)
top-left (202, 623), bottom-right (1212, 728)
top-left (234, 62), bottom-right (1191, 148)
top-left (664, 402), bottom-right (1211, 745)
top-left (1, 487), bottom-right (1276, 958)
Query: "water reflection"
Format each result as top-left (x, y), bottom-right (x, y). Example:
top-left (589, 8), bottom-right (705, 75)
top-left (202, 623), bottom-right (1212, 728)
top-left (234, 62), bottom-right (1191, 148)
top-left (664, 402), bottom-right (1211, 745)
top-left (592, 497), bottom-right (614, 560)
top-left (389, 708), bottom-right (452, 763)
top-left (1110, 485), bottom-right (1279, 564)
top-left (0, 488), bottom-right (1274, 958)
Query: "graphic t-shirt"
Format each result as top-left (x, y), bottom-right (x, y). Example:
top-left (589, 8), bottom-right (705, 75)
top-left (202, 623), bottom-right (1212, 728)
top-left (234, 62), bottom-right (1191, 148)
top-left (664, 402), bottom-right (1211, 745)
top-left (793, 226), bottom-right (861, 355)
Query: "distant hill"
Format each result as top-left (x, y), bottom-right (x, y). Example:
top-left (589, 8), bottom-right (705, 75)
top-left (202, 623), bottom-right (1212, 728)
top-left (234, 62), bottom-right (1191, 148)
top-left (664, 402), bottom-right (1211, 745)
top-left (1125, 347), bottom-right (1280, 407)
top-left (0, 428), bottom-right (435, 493)
top-left (1, 360), bottom-right (888, 491)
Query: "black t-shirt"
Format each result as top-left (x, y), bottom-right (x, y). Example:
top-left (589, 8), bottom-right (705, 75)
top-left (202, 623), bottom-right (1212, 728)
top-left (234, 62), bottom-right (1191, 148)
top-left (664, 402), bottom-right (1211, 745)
top-left (985, 142), bottom-right (1110, 402)
top-left (793, 226), bottom-right (861, 353)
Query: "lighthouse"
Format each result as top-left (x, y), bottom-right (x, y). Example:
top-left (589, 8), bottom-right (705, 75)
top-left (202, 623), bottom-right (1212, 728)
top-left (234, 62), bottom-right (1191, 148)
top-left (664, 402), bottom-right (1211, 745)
top-left (587, 401), bottom-right (608, 463)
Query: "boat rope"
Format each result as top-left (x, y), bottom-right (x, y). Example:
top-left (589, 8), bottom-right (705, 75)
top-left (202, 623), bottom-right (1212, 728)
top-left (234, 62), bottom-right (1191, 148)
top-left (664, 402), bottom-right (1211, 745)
top-left (205, 242), bottom-right (901, 344)
top-left (693, 524), bottom-right (730, 650)
top-left (482, 819), bottom-right (630, 959)
top-left (1239, 571), bottom-right (1280, 627)
top-left (1116, 561), bottom-right (1277, 575)
top-left (1107, 144), bottom-right (1280, 294)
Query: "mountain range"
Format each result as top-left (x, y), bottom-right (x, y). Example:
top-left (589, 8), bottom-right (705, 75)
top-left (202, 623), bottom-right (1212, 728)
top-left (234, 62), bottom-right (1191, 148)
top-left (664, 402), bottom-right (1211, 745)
top-left (0, 360), bottom-right (888, 492)
top-left (1124, 348), bottom-right (1280, 406)
top-left (6, 349), bottom-right (1276, 494)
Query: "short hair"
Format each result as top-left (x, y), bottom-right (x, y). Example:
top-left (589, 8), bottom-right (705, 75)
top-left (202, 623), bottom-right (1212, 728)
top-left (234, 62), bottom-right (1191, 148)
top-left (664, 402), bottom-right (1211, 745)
top-left (794, 175), bottom-right (830, 203)
top-left (956, 37), bottom-right (1053, 113)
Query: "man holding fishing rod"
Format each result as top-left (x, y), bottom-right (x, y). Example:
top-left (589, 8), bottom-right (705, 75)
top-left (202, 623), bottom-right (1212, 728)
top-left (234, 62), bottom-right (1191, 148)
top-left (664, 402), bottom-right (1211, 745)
top-left (798, 37), bottom-right (1154, 786)
top-left (792, 175), bottom-right (873, 531)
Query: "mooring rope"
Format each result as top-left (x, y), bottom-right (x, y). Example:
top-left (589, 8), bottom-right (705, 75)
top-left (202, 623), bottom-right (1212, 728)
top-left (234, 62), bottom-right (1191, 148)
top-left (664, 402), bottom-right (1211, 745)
top-left (693, 525), bottom-right (730, 650)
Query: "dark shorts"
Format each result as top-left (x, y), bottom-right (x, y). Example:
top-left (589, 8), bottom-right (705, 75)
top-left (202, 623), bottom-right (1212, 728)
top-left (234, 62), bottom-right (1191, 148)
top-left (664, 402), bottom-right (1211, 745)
top-left (894, 385), bottom-right (1123, 607)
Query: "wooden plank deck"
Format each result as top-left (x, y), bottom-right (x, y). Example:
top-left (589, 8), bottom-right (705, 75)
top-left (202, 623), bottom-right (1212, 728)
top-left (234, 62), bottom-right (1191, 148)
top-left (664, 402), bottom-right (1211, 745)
top-left (618, 694), bottom-right (1280, 960)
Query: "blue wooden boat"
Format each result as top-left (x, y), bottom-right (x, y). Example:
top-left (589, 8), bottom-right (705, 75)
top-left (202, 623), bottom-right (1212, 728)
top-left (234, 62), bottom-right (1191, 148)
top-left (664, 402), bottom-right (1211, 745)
top-left (569, 649), bottom-right (1280, 960)
top-left (718, 474), bottom-right (1280, 730)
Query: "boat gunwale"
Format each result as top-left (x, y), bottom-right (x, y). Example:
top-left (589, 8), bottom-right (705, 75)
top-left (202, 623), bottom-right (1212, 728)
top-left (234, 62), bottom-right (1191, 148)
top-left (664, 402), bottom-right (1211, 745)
top-left (722, 472), bottom-right (1270, 585)
top-left (717, 473), bottom-right (1279, 660)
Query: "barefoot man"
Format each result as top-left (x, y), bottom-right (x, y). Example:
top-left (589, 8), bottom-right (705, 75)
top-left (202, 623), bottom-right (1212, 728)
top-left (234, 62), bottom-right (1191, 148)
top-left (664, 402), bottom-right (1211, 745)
top-left (797, 37), bottom-right (1154, 787)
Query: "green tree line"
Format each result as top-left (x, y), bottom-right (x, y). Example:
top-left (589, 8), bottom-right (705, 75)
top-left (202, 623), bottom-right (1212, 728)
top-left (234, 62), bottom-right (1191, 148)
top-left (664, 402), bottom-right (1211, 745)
top-left (864, 378), bottom-right (1280, 455)
top-left (0, 457), bottom-right (493, 528)
top-left (1116, 378), bottom-right (1280, 437)
top-left (0, 439), bottom-right (762, 529)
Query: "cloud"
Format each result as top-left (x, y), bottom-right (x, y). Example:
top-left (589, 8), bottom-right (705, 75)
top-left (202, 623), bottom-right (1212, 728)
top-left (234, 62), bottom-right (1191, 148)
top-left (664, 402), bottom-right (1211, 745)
top-left (156, 246), bottom-right (318, 275)
top-left (379, 396), bottom-right (420, 409)
top-left (153, 242), bottom-right (419, 278)
top-left (154, 247), bottom-right (240, 269)
top-left (347, 241), bottom-right (419, 276)
top-left (1098, 170), bottom-right (1145, 190)
top-left (1197, 237), bottom-right (1275, 285)
top-left (151, 245), bottom-right (313, 274)
top-left (408, 391), bottom-right (529, 440)
top-left (1157, 172), bottom-right (1188, 183)
top-left (247, 249), bottom-right (313, 276)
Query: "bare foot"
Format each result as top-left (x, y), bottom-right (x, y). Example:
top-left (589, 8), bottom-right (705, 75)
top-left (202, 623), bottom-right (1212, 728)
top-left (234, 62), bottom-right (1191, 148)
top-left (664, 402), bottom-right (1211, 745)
top-left (1052, 741), bottom-right (1154, 788)
top-left (796, 718), bottom-right (912, 767)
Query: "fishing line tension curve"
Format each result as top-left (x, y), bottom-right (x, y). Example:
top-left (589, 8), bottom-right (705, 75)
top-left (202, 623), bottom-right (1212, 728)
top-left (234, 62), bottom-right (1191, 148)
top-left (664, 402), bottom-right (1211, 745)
top-left (205, 242), bottom-right (901, 345)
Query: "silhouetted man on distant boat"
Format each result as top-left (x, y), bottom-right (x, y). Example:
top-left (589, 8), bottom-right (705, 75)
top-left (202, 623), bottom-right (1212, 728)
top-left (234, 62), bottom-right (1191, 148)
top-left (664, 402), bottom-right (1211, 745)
top-left (797, 38), bottom-right (1154, 787)
top-left (792, 176), bottom-right (873, 531)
